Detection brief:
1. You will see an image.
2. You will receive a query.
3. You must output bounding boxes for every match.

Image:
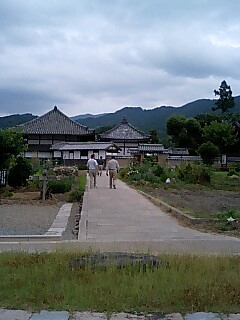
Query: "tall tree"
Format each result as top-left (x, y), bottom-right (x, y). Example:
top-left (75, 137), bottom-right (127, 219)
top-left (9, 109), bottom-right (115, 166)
top-left (203, 121), bottom-right (237, 154)
top-left (212, 80), bottom-right (235, 113)
top-left (0, 129), bottom-right (27, 170)
top-left (166, 115), bottom-right (202, 153)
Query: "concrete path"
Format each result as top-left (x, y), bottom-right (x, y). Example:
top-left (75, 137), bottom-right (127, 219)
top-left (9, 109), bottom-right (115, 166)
top-left (0, 173), bottom-right (239, 254)
top-left (78, 173), bottom-right (240, 254)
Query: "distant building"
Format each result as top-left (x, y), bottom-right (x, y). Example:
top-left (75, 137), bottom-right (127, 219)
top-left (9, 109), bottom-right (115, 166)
top-left (20, 106), bottom-right (95, 160)
top-left (129, 144), bottom-right (189, 166)
top-left (51, 141), bottom-right (121, 166)
top-left (100, 117), bottom-right (150, 156)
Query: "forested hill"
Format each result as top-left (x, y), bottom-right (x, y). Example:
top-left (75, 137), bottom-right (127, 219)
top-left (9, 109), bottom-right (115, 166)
top-left (1, 96), bottom-right (240, 135)
top-left (0, 113), bottom-right (38, 129)
top-left (76, 96), bottom-right (240, 136)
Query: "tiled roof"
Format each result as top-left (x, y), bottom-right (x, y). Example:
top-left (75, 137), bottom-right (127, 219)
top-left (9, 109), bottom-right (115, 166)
top-left (138, 144), bottom-right (164, 152)
top-left (21, 106), bottom-right (90, 135)
top-left (51, 141), bottom-right (121, 151)
top-left (100, 117), bottom-right (149, 141)
top-left (167, 148), bottom-right (189, 155)
top-left (129, 145), bottom-right (189, 155)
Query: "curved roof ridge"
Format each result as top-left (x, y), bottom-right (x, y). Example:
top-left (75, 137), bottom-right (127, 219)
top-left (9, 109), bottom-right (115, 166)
top-left (103, 117), bottom-right (148, 136)
top-left (21, 106), bottom-right (91, 135)
top-left (100, 117), bottom-right (149, 140)
top-left (51, 106), bottom-right (88, 130)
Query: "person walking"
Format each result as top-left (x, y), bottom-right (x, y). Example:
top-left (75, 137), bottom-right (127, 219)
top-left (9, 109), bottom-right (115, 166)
top-left (97, 156), bottom-right (104, 176)
top-left (106, 156), bottom-right (120, 189)
top-left (87, 154), bottom-right (98, 188)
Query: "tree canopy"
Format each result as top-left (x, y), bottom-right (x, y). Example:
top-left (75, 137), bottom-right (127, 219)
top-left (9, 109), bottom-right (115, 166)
top-left (0, 129), bottom-right (27, 170)
top-left (166, 115), bottom-right (202, 154)
top-left (212, 80), bottom-right (235, 113)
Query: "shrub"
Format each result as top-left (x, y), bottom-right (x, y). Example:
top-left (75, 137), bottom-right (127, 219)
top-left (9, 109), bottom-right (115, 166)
top-left (153, 165), bottom-right (164, 177)
top-left (119, 168), bottom-right (129, 179)
top-left (176, 163), bottom-right (212, 184)
top-left (2, 191), bottom-right (13, 198)
top-left (68, 190), bottom-right (83, 202)
top-left (68, 172), bottom-right (86, 202)
top-left (48, 180), bottom-right (71, 193)
top-left (198, 141), bottom-right (220, 165)
top-left (78, 164), bottom-right (87, 171)
top-left (8, 157), bottom-right (32, 187)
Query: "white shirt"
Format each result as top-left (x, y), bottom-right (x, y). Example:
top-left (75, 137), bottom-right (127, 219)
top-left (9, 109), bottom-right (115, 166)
top-left (87, 158), bottom-right (98, 170)
top-left (106, 159), bottom-right (119, 171)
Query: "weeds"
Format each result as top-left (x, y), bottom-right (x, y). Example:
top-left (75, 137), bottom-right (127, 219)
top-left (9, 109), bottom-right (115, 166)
top-left (0, 252), bottom-right (239, 313)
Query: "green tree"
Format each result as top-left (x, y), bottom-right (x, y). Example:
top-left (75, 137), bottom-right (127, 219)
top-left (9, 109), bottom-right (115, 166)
top-left (198, 142), bottom-right (220, 165)
top-left (166, 115), bottom-right (202, 153)
top-left (203, 121), bottom-right (237, 154)
top-left (149, 128), bottom-right (160, 143)
top-left (166, 115), bottom-right (186, 141)
top-left (212, 80), bottom-right (235, 113)
top-left (195, 113), bottom-right (225, 127)
top-left (0, 129), bottom-right (27, 170)
top-left (8, 156), bottom-right (32, 187)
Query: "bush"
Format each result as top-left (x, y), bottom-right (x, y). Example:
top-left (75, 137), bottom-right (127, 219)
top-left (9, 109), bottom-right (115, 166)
top-left (68, 172), bottom-right (86, 202)
top-left (198, 142), bottom-right (220, 165)
top-left (2, 190), bottom-right (13, 198)
top-left (8, 157), bottom-right (32, 187)
top-left (48, 180), bottom-right (71, 194)
top-left (153, 165), bottom-right (164, 177)
top-left (176, 163), bottom-right (212, 184)
top-left (68, 190), bottom-right (83, 202)
top-left (78, 164), bottom-right (87, 171)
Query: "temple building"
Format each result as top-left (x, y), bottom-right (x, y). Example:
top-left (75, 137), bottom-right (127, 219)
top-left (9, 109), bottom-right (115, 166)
top-left (100, 117), bottom-right (150, 157)
top-left (51, 141), bottom-right (121, 166)
top-left (20, 106), bottom-right (95, 160)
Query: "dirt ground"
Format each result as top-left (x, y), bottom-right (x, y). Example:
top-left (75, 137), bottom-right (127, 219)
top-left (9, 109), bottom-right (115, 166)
top-left (141, 186), bottom-right (240, 239)
top-left (143, 187), bottom-right (240, 217)
top-left (1, 188), bottom-right (239, 237)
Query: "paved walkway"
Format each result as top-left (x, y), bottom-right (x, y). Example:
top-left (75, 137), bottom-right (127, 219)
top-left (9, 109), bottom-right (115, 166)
top-left (78, 173), bottom-right (240, 254)
top-left (0, 173), bottom-right (239, 254)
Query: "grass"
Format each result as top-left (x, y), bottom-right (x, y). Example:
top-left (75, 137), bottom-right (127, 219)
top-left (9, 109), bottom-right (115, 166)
top-left (68, 172), bottom-right (86, 202)
top-left (211, 171), bottom-right (240, 191)
top-left (0, 251), bottom-right (239, 314)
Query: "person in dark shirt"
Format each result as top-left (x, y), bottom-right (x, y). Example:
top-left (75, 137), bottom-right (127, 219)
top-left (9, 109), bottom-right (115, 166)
top-left (97, 156), bottom-right (104, 176)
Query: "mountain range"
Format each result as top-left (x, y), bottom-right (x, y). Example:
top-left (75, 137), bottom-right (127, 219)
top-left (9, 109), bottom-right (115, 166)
top-left (1, 96), bottom-right (240, 136)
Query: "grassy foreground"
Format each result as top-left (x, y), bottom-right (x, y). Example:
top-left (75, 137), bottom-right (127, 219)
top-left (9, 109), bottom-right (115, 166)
top-left (0, 251), bottom-right (239, 314)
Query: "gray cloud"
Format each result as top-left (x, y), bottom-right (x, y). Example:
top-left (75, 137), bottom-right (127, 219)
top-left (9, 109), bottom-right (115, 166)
top-left (0, 0), bottom-right (240, 117)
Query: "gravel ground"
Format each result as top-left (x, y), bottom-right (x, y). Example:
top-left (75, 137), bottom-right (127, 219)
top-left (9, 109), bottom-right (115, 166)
top-left (0, 203), bottom-right (62, 235)
top-left (0, 194), bottom-right (81, 238)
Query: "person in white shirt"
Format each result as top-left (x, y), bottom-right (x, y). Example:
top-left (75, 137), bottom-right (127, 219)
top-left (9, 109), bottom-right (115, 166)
top-left (106, 156), bottom-right (120, 189)
top-left (87, 154), bottom-right (98, 188)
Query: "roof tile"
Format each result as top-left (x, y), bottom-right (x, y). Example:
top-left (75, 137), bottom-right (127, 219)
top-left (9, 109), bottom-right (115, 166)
top-left (21, 106), bottom-right (90, 135)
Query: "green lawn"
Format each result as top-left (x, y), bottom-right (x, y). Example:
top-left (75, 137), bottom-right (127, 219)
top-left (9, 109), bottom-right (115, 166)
top-left (0, 251), bottom-right (239, 314)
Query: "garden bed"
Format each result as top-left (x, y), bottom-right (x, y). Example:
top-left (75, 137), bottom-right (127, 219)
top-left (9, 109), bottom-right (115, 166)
top-left (142, 186), bottom-right (240, 237)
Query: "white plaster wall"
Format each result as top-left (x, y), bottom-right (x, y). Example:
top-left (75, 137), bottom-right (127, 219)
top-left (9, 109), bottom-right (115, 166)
top-left (38, 152), bottom-right (51, 158)
top-left (41, 140), bottom-right (52, 144)
top-left (53, 151), bottom-right (61, 158)
top-left (74, 151), bottom-right (81, 159)
top-left (63, 151), bottom-right (70, 159)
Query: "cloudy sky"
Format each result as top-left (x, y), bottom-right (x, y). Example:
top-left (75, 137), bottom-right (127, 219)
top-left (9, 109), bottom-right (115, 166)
top-left (1, 0), bottom-right (240, 117)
